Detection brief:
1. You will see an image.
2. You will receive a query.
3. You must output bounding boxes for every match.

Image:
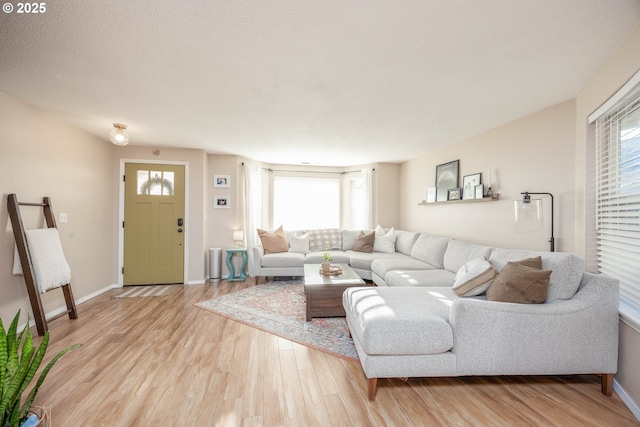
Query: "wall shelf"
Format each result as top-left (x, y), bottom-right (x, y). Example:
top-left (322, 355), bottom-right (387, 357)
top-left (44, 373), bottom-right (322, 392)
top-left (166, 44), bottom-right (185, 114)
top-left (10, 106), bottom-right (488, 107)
top-left (418, 194), bottom-right (500, 206)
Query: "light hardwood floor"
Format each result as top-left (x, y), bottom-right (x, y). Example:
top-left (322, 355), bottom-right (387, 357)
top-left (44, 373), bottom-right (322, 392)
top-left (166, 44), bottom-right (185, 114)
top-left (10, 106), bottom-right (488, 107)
top-left (33, 279), bottom-right (638, 427)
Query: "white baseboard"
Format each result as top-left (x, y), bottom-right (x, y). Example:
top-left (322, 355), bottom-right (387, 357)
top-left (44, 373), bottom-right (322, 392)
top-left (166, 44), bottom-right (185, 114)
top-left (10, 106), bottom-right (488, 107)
top-left (185, 280), bottom-right (205, 285)
top-left (614, 379), bottom-right (640, 422)
top-left (19, 283), bottom-right (118, 331)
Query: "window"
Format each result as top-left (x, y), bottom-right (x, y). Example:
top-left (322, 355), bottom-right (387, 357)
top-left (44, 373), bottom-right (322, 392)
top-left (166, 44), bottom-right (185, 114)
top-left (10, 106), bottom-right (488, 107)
top-left (593, 76), bottom-right (640, 317)
top-left (137, 170), bottom-right (174, 195)
top-left (273, 176), bottom-right (340, 230)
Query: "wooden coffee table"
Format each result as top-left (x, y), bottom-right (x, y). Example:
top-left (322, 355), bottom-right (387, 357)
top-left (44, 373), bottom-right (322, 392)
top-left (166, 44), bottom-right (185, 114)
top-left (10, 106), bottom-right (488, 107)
top-left (304, 263), bottom-right (369, 321)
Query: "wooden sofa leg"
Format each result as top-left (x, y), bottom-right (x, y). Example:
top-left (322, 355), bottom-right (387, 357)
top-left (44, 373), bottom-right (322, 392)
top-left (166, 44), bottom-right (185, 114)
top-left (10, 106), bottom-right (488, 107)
top-left (367, 378), bottom-right (378, 401)
top-left (601, 373), bottom-right (614, 396)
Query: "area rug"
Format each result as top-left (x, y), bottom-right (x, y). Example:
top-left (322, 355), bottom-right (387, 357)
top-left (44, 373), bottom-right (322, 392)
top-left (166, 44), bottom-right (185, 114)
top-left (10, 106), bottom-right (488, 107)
top-left (111, 284), bottom-right (180, 298)
top-left (196, 281), bottom-right (358, 361)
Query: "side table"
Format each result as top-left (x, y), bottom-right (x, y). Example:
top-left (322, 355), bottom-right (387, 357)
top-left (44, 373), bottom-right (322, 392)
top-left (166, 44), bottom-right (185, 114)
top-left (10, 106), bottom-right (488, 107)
top-left (225, 248), bottom-right (248, 282)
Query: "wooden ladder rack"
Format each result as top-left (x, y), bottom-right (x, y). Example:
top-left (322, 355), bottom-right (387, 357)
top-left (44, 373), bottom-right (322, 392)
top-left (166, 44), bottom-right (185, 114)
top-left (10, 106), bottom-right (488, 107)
top-left (7, 193), bottom-right (78, 336)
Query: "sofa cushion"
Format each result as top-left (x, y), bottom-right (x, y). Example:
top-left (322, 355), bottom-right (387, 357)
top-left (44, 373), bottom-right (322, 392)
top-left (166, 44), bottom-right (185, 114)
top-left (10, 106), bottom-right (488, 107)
top-left (305, 250), bottom-right (350, 264)
top-left (289, 232), bottom-right (310, 254)
top-left (353, 230), bottom-right (375, 253)
top-left (371, 257), bottom-right (435, 280)
top-left (486, 261), bottom-right (551, 304)
top-left (342, 229), bottom-right (361, 251)
top-left (347, 251), bottom-right (406, 271)
top-left (452, 257), bottom-right (498, 297)
top-left (489, 249), bottom-right (584, 302)
top-left (257, 226), bottom-right (289, 254)
top-left (373, 225), bottom-right (396, 253)
top-left (443, 240), bottom-right (494, 273)
top-left (394, 230), bottom-right (421, 256)
top-left (343, 286), bottom-right (454, 355)
top-left (261, 251), bottom-right (304, 268)
top-left (410, 233), bottom-right (451, 268)
top-left (308, 229), bottom-right (342, 251)
top-left (384, 269), bottom-right (456, 287)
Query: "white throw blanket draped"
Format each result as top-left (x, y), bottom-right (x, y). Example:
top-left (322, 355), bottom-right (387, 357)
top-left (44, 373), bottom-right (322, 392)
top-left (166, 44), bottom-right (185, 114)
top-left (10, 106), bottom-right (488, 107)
top-left (12, 228), bottom-right (71, 294)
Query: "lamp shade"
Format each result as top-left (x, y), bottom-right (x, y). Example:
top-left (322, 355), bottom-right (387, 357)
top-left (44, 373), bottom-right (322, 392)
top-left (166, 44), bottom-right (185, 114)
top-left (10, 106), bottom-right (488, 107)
top-left (513, 199), bottom-right (542, 222)
top-left (233, 230), bottom-right (244, 242)
top-left (110, 123), bottom-right (130, 146)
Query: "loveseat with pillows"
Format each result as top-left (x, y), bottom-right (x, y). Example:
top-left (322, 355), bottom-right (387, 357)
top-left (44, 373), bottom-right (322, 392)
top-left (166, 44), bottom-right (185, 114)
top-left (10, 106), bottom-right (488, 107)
top-left (253, 226), bottom-right (619, 400)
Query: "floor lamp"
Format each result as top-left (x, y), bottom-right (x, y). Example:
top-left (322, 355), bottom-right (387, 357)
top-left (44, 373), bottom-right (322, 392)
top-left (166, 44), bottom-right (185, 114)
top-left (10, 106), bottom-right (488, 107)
top-left (514, 191), bottom-right (555, 252)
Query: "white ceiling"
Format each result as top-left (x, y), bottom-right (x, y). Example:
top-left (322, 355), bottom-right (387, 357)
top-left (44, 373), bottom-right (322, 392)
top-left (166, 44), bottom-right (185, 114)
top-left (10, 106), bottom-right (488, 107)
top-left (1, 1), bottom-right (640, 166)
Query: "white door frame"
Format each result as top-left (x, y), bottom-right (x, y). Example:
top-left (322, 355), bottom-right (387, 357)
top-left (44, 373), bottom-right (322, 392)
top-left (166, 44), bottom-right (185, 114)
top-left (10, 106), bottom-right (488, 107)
top-left (118, 159), bottom-right (190, 287)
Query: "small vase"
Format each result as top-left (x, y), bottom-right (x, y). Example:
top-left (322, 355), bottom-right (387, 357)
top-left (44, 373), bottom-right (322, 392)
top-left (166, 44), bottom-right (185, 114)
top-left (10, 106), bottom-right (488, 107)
top-left (321, 262), bottom-right (331, 274)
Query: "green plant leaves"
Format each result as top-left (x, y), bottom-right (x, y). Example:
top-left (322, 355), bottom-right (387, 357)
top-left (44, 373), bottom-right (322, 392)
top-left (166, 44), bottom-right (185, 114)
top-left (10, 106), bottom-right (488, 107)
top-left (0, 311), bottom-right (80, 427)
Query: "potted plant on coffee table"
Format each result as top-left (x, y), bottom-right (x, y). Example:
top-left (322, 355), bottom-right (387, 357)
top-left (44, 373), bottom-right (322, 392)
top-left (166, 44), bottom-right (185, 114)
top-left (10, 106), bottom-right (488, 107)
top-left (321, 243), bottom-right (333, 274)
top-left (0, 310), bottom-right (81, 427)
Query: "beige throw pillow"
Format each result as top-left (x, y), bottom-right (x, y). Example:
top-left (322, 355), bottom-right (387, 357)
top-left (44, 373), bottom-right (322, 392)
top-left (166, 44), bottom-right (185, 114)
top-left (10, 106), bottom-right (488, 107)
top-left (453, 257), bottom-right (498, 297)
top-left (352, 230), bottom-right (375, 253)
top-left (257, 225), bottom-right (289, 254)
top-left (486, 259), bottom-right (551, 304)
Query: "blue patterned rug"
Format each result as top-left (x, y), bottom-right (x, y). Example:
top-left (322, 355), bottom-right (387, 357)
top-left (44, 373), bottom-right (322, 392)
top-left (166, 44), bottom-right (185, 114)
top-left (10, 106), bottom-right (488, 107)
top-left (196, 281), bottom-right (358, 361)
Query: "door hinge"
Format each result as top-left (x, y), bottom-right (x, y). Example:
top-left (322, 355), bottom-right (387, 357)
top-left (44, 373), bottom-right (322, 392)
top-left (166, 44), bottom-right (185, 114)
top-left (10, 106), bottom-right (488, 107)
top-left (122, 267), bottom-right (124, 274)
top-left (123, 174), bottom-right (126, 182)
top-left (122, 221), bottom-right (125, 228)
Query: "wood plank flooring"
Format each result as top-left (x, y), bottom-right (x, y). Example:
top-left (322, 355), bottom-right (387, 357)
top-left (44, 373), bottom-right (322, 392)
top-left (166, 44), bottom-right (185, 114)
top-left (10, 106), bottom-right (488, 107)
top-left (32, 279), bottom-right (639, 426)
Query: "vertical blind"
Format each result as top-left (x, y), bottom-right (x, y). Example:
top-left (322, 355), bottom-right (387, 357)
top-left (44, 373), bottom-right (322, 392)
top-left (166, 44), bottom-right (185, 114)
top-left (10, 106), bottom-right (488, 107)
top-left (594, 80), bottom-right (640, 311)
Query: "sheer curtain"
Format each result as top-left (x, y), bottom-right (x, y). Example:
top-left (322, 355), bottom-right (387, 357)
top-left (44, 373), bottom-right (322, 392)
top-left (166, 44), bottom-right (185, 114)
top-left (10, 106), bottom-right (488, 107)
top-left (244, 162), bottom-right (263, 277)
top-left (362, 168), bottom-right (373, 229)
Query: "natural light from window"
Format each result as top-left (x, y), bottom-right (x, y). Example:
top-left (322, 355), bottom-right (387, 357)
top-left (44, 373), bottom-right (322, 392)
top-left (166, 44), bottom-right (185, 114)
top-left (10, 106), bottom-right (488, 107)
top-left (273, 176), bottom-right (340, 229)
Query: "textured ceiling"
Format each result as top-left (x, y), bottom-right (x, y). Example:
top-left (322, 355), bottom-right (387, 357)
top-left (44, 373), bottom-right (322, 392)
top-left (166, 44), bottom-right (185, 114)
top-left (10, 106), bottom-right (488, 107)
top-left (1, 1), bottom-right (640, 166)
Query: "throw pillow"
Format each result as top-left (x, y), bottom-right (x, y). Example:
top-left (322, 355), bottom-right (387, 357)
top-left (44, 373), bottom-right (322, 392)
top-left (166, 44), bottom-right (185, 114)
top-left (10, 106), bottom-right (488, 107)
top-left (257, 225), bottom-right (289, 254)
top-left (373, 225), bottom-right (396, 253)
top-left (308, 229), bottom-right (343, 251)
top-left (289, 232), bottom-right (310, 254)
top-left (452, 257), bottom-right (498, 297)
top-left (352, 230), bottom-right (375, 253)
top-left (486, 261), bottom-right (551, 304)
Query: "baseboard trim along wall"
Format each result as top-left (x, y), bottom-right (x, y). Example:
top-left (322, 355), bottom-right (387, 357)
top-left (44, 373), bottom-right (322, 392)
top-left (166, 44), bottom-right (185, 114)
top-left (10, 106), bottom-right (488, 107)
top-left (615, 380), bottom-right (640, 422)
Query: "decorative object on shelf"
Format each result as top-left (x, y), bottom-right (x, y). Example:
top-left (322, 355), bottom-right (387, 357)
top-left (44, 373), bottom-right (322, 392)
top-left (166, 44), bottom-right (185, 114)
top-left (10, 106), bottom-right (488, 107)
top-left (214, 175), bottom-right (230, 188)
top-left (418, 193), bottom-right (499, 206)
top-left (426, 187), bottom-right (436, 203)
top-left (448, 188), bottom-right (461, 201)
top-left (233, 230), bottom-right (244, 246)
top-left (109, 123), bottom-right (130, 146)
top-left (462, 173), bottom-right (482, 200)
top-left (214, 195), bottom-right (230, 208)
top-left (486, 169), bottom-right (493, 198)
top-left (435, 160), bottom-right (459, 202)
top-left (514, 191), bottom-right (555, 252)
top-left (474, 184), bottom-right (484, 199)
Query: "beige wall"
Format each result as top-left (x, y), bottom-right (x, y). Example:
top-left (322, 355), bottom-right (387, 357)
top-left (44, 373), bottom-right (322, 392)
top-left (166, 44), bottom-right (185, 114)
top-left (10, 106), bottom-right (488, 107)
top-left (575, 23), bottom-right (640, 416)
top-left (206, 154), bottom-right (244, 277)
top-left (0, 92), bottom-right (115, 326)
top-left (374, 163), bottom-right (401, 228)
top-left (401, 100), bottom-right (576, 252)
top-left (112, 146), bottom-right (208, 284)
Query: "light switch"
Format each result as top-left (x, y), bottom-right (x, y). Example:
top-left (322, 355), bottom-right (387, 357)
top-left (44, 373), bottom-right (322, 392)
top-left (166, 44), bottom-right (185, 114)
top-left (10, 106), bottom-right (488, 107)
top-left (59, 213), bottom-right (68, 223)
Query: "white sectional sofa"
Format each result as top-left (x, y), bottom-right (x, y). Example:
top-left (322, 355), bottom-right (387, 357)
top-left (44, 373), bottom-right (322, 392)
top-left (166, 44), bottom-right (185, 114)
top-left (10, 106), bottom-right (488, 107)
top-left (252, 228), bottom-right (619, 400)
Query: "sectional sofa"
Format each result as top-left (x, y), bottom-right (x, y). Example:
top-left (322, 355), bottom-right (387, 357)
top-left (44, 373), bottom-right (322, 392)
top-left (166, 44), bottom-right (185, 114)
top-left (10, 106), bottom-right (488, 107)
top-left (252, 228), bottom-right (619, 400)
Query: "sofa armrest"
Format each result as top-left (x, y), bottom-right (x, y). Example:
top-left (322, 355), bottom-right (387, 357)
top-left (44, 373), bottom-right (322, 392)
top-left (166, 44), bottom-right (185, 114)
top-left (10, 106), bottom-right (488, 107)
top-left (252, 246), bottom-right (264, 268)
top-left (450, 272), bottom-right (619, 376)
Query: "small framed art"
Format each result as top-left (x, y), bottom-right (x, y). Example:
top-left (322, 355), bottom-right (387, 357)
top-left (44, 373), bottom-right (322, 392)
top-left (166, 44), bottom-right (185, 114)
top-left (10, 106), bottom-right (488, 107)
top-left (474, 184), bottom-right (484, 199)
top-left (214, 175), bottom-right (230, 188)
top-left (426, 187), bottom-right (436, 203)
top-left (448, 188), bottom-right (461, 201)
top-left (214, 195), bottom-right (230, 208)
top-left (462, 173), bottom-right (481, 200)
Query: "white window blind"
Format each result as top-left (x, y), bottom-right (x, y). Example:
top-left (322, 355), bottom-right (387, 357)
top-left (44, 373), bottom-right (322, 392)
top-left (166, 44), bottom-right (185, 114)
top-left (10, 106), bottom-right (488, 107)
top-left (273, 176), bottom-right (340, 230)
top-left (594, 79), bottom-right (640, 312)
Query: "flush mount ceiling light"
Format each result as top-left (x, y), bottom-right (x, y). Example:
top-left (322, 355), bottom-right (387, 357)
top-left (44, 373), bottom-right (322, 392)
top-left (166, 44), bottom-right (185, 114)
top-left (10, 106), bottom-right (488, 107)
top-left (109, 123), bottom-right (130, 146)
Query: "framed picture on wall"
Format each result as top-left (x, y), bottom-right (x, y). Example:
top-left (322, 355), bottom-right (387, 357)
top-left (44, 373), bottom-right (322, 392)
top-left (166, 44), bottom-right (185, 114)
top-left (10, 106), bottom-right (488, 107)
top-left (435, 160), bottom-right (459, 202)
top-left (214, 195), bottom-right (230, 208)
top-left (462, 173), bottom-right (482, 200)
top-left (474, 184), bottom-right (484, 199)
top-left (214, 175), bottom-right (230, 188)
top-left (448, 188), bottom-right (461, 201)
top-left (426, 187), bottom-right (437, 203)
